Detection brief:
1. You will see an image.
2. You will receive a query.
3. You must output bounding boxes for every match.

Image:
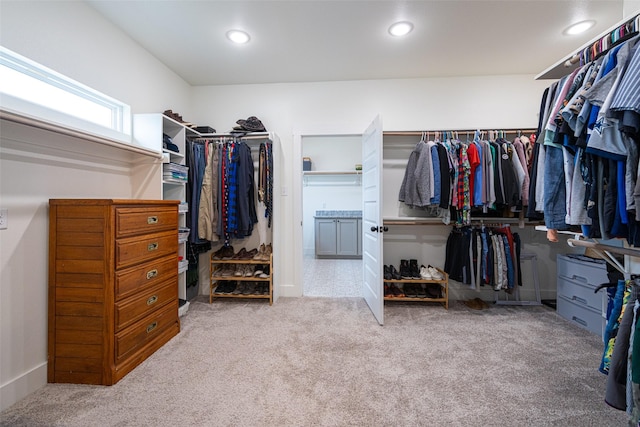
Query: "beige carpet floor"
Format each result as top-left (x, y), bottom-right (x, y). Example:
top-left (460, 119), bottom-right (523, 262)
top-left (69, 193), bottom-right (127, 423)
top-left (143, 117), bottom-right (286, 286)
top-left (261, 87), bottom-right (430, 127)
top-left (0, 297), bottom-right (627, 426)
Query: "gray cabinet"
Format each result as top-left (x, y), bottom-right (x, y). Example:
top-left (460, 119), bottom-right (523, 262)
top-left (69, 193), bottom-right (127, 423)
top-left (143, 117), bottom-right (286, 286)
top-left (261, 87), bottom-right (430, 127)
top-left (556, 255), bottom-right (608, 337)
top-left (315, 217), bottom-right (362, 258)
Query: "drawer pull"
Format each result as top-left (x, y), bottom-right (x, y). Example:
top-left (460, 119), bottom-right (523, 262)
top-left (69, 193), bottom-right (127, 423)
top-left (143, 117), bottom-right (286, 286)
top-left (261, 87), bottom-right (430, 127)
top-left (572, 296), bottom-right (588, 305)
top-left (571, 275), bottom-right (588, 283)
top-left (147, 242), bottom-right (159, 252)
top-left (572, 316), bottom-right (587, 327)
top-left (146, 269), bottom-right (158, 280)
top-left (146, 321), bottom-right (158, 333)
top-left (147, 216), bottom-right (158, 224)
top-left (147, 295), bottom-right (158, 306)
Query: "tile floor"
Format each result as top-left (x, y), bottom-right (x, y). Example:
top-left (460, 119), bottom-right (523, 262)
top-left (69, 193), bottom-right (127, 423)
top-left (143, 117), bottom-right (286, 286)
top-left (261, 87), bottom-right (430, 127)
top-left (303, 256), bottom-right (363, 297)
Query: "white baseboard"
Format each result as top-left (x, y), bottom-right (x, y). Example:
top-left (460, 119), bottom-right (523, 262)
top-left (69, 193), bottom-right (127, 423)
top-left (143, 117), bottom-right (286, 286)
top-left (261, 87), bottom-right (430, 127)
top-left (0, 362), bottom-right (47, 411)
top-left (278, 283), bottom-right (302, 298)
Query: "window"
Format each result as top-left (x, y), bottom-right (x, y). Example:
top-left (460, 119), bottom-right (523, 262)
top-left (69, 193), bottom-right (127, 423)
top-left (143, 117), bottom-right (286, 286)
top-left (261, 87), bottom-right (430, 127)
top-left (0, 45), bottom-right (131, 143)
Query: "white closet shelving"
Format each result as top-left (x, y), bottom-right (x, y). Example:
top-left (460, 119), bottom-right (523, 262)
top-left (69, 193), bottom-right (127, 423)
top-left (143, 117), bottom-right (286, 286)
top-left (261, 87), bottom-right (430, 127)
top-left (133, 113), bottom-right (192, 316)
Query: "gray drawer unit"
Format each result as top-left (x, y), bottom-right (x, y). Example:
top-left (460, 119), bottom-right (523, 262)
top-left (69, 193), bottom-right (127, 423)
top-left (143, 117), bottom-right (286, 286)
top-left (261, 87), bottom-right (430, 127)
top-left (557, 296), bottom-right (605, 335)
top-left (556, 255), bottom-right (608, 337)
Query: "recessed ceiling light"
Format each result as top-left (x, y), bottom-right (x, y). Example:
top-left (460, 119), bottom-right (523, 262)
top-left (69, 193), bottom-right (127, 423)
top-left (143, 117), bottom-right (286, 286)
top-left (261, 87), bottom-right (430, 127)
top-left (388, 21), bottom-right (413, 37)
top-left (563, 20), bottom-right (596, 35)
top-left (226, 30), bottom-right (250, 44)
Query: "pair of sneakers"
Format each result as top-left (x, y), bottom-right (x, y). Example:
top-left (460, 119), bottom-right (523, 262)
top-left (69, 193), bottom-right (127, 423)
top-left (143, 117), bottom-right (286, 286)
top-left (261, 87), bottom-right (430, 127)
top-left (419, 265), bottom-right (444, 281)
top-left (233, 264), bottom-right (255, 277)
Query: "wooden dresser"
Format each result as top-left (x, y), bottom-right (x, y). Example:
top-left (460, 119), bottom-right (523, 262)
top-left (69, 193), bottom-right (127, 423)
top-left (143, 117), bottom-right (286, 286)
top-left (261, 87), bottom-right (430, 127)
top-left (48, 199), bottom-right (181, 385)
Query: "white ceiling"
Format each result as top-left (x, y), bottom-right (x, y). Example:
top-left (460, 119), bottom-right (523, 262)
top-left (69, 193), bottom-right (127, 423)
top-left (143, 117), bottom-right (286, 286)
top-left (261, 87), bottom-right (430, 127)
top-left (86, 0), bottom-right (627, 86)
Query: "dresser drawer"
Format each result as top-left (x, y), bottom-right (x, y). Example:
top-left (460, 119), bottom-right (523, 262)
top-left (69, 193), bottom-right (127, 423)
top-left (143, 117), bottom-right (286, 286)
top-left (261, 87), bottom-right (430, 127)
top-left (115, 230), bottom-right (178, 269)
top-left (557, 276), bottom-right (604, 313)
top-left (115, 300), bottom-right (179, 362)
top-left (115, 280), bottom-right (177, 331)
top-left (115, 255), bottom-right (177, 300)
top-left (557, 295), bottom-right (604, 336)
top-left (115, 206), bottom-right (178, 238)
top-left (557, 255), bottom-right (608, 287)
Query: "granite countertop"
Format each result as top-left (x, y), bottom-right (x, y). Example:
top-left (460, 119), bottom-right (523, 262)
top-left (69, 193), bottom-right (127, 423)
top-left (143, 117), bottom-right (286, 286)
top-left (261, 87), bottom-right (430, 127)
top-left (314, 210), bottom-right (362, 218)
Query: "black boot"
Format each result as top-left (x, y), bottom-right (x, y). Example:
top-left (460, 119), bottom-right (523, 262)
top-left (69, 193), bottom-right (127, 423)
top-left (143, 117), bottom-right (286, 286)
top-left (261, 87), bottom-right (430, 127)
top-left (409, 259), bottom-right (420, 279)
top-left (400, 259), bottom-right (412, 279)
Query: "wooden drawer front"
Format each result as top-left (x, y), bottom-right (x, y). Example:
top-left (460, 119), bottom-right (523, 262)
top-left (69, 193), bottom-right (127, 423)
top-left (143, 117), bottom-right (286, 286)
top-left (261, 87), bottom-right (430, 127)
top-left (115, 301), bottom-right (178, 362)
top-left (557, 277), bottom-right (604, 313)
top-left (557, 255), bottom-right (608, 287)
top-left (115, 280), bottom-right (177, 331)
top-left (115, 256), bottom-right (177, 300)
top-left (115, 231), bottom-right (177, 270)
top-left (557, 296), bottom-right (604, 336)
top-left (115, 207), bottom-right (177, 238)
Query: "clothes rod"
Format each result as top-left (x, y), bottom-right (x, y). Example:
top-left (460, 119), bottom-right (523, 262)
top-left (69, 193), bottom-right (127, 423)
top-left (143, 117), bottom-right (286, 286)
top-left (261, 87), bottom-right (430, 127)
top-left (567, 238), bottom-right (640, 258)
top-left (383, 129), bottom-right (537, 137)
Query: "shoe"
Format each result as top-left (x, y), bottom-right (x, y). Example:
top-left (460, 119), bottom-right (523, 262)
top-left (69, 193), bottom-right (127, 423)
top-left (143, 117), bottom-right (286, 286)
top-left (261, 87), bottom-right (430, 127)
top-left (217, 281), bottom-right (235, 294)
top-left (221, 245), bottom-right (235, 260)
top-left (400, 260), bottom-right (412, 279)
top-left (253, 267), bottom-right (264, 277)
top-left (259, 265), bottom-right (270, 279)
top-left (243, 264), bottom-right (254, 277)
top-left (392, 284), bottom-right (405, 298)
top-left (384, 283), bottom-right (392, 297)
top-left (243, 248), bottom-right (258, 259)
top-left (463, 297), bottom-right (489, 310)
top-left (233, 264), bottom-right (244, 277)
top-left (232, 248), bottom-right (247, 260)
top-left (220, 265), bottom-right (235, 277)
top-left (253, 244), bottom-right (266, 260)
top-left (425, 284), bottom-right (441, 298)
top-left (409, 259), bottom-right (421, 279)
top-left (404, 283), bottom-right (417, 298)
top-left (389, 265), bottom-right (401, 280)
top-left (260, 243), bottom-right (272, 261)
top-left (243, 283), bottom-right (255, 295)
top-left (428, 265), bottom-right (444, 280)
top-left (384, 265), bottom-right (392, 280)
top-left (420, 265), bottom-right (433, 280)
top-left (211, 246), bottom-right (226, 260)
top-left (233, 283), bottom-right (246, 295)
top-left (416, 283), bottom-right (427, 298)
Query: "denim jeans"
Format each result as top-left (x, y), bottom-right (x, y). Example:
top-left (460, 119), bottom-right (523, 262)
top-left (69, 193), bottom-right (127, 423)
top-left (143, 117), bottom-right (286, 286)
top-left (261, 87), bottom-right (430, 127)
top-left (544, 145), bottom-right (569, 229)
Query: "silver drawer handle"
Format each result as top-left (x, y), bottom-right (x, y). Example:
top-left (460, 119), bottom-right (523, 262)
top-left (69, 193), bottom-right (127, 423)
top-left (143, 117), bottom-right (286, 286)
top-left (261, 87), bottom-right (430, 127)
top-left (147, 216), bottom-right (158, 224)
top-left (148, 242), bottom-right (159, 252)
top-left (146, 269), bottom-right (158, 280)
top-left (146, 321), bottom-right (158, 333)
top-left (147, 295), bottom-right (158, 306)
top-left (572, 296), bottom-right (587, 305)
top-left (572, 316), bottom-right (587, 327)
top-left (571, 275), bottom-right (588, 283)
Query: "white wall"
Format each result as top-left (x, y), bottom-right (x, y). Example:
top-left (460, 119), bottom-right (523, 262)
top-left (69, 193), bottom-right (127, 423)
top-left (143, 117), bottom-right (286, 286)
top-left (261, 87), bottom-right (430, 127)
top-left (0, 1), bottom-right (192, 117)
top-left (0, 1), bottom-right (192, 411)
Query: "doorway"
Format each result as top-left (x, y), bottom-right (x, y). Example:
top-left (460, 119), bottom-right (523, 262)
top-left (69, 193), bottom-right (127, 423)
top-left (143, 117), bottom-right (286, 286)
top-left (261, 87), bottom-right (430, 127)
top-left (300, 134), bottom-right (363, 297)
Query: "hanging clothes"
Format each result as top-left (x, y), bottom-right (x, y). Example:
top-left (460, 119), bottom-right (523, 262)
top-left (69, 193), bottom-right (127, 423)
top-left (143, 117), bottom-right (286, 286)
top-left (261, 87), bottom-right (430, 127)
top-left (444, 224), bottom-right (521, 292)
top-left (187, 136), bottom-right (271, 244)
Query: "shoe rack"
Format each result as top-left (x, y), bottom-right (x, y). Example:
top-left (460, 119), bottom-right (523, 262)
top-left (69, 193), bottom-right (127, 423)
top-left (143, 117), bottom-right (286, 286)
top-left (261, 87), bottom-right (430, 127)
top-left (209, 245), bottom-right (273, 305)
top-left (384, 267), bottom-right (449, 309)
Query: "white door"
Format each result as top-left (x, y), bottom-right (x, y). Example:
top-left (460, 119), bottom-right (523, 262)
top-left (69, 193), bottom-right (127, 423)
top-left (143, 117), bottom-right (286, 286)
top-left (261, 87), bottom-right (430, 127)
top-left (362, 116), bottom-right (384, 325)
